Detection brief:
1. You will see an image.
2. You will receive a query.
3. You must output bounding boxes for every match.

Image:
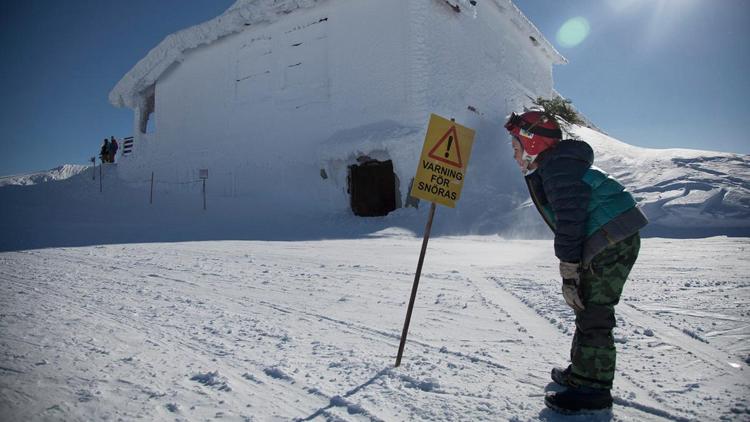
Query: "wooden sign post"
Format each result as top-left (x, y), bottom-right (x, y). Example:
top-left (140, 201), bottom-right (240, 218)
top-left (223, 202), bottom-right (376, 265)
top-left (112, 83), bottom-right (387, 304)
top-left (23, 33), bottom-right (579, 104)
top-left (395, 201), bottom-right (436, 367)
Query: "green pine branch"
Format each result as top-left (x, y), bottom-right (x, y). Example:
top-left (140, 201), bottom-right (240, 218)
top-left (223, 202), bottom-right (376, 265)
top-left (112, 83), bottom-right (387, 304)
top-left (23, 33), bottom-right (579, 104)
top-left (531, 96), bottom-right (584, 126)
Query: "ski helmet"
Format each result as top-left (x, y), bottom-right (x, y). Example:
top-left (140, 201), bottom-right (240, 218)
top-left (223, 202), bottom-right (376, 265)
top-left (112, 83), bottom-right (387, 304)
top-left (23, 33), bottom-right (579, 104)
top-left (504, 111), bottom-right (562, 156)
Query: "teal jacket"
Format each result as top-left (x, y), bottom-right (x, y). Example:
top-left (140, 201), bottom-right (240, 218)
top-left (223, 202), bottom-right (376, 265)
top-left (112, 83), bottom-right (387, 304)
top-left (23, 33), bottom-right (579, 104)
top-left (525, 140), bottom-right (648, 264)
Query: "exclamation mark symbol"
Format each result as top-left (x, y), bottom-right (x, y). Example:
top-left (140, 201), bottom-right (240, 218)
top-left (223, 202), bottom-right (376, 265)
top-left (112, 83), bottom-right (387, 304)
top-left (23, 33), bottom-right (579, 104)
top-left (445, 136), bottom-right (453, 158)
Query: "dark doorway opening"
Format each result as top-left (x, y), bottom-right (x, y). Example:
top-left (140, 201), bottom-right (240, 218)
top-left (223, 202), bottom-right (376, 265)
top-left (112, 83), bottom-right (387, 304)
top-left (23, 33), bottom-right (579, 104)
top-left (139, 86), bottom-right (156, 134)
top-left (348, 159), bottom-right (397, 217)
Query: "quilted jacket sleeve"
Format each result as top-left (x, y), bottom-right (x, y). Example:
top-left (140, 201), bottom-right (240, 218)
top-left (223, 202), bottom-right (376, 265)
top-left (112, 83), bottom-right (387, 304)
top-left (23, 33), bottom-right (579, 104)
top-left (539, 156), bottom-right (592, 263)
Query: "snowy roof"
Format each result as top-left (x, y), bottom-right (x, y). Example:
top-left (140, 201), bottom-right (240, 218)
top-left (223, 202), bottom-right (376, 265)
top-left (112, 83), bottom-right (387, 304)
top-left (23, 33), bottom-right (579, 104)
top-left (109, 0), bottom-right (565, 109)
top-left (109, 0), bottom-right (321, 109)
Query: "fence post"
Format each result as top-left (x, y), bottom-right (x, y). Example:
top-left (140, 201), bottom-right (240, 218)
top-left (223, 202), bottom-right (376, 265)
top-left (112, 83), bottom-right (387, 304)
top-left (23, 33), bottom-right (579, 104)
top-left (199, 169), bottom-right (208, 211)
top-left (150, 172), bottom-right (154, 204)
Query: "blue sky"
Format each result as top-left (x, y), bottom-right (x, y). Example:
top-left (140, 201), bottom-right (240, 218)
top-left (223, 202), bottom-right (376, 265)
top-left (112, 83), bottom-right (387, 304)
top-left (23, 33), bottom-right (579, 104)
top-left (1, 0), bottom-right (748, 176)
top-left (0, 0), bottom-right (234, 176)
top-left (517, 0), bottom-right (750, 154)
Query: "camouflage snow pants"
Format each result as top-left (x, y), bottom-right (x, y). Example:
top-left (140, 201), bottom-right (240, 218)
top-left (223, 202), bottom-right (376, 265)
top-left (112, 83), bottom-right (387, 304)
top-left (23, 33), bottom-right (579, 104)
top-left (570, 233), bottom-right (640, 390)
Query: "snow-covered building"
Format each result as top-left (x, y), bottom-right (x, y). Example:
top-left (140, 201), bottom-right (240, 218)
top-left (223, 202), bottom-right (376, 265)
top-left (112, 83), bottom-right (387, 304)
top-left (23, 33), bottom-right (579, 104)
top-left (110, 0), bottom-right (565, 219)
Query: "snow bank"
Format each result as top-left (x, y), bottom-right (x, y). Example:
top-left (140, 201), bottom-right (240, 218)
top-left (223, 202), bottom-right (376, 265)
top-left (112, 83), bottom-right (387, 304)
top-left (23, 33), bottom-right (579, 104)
top-left (1, 126), bottom-right (748, 253)
top-left (572, 125), bottom-right (750, 236)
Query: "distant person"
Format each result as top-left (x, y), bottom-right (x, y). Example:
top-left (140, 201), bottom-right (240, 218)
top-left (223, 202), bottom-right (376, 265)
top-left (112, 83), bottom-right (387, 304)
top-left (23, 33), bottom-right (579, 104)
top-left (503, 110), bottom-right (648, 413)
top-left (109, 136), bottom-right (119, 163)
top-left (100, 138), bottom-right (110, 163)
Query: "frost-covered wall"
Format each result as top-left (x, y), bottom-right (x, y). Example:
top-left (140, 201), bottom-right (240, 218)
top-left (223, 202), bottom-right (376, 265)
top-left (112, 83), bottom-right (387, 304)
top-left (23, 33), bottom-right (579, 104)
top-left (112, 0), bottom-right (564, 221)
top-left (405, 0), bottom-right (561, 230)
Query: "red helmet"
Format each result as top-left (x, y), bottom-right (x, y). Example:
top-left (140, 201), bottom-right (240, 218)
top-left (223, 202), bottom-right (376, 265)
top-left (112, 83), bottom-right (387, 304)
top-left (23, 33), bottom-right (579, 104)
top-left (504, 111), bottom-right (562, 156)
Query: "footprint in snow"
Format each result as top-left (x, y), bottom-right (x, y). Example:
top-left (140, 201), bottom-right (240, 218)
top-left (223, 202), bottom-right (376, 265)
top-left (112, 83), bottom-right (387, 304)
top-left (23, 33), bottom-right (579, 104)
top-left (263, 367), bottom-right (294, 383)
top-left (190, 371), bottom-right (231, 392)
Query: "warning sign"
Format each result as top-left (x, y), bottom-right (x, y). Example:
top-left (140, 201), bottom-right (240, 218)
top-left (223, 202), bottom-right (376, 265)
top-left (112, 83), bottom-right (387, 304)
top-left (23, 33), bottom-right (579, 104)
top-left (410, 114), bottom-right (475, 208)
top-left (427, 125), bottom-right (463, 168)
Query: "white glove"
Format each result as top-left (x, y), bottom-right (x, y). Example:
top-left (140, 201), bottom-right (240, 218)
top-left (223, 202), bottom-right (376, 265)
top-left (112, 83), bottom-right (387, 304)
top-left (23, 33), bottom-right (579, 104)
top-left (559, 261), bottom-right (585, 312)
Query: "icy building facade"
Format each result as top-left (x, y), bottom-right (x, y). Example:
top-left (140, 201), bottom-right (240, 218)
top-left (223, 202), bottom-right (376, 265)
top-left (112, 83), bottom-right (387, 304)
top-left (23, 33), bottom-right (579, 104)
top-left (110, 0), bottom-right (564, 221)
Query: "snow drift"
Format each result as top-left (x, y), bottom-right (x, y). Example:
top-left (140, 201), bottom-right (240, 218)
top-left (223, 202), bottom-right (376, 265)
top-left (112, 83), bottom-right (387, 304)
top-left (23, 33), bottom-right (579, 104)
top-left (574, 126), bottom-right (750, 236)
top-left (1, 124), bottom-right (748, 252)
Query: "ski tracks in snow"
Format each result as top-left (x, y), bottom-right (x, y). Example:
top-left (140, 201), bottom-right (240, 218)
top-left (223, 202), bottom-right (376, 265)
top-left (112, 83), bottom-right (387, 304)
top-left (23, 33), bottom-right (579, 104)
top-left (1, 237), bottom-right (748, 420)
top-left (470, 237), bottom-right (750, 421)
top-left (476, 274), bottom-right (695, 422)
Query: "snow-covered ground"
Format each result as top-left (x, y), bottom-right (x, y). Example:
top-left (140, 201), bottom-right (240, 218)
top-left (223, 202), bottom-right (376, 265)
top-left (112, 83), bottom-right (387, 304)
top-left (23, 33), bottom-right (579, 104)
top-left (1, 107), bottom-right (748, 421)
top-left (1, 233), bottom-right (748, 421)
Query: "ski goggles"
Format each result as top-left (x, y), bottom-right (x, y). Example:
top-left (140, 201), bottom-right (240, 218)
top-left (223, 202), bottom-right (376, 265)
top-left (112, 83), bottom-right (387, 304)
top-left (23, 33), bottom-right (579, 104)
top-left (504, 112), bottom-right (562, 139)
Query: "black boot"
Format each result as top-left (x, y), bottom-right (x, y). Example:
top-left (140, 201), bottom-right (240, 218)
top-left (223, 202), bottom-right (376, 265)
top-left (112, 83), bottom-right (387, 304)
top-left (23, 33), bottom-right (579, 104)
top-left (545, 386), bottom-right (613, 414)
top-left (551, 364), bottom-right (572, 386)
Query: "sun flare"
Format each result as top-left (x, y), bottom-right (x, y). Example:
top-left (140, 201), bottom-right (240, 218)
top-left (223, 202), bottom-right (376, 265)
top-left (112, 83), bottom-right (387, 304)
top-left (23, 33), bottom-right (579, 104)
top-left (556, 17), bottom-right (590, 48)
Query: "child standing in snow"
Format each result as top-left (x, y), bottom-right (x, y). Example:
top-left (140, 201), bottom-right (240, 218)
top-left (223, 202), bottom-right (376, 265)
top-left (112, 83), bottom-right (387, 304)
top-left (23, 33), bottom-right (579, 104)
top-left (503, 110), bottom-right (648, 413)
